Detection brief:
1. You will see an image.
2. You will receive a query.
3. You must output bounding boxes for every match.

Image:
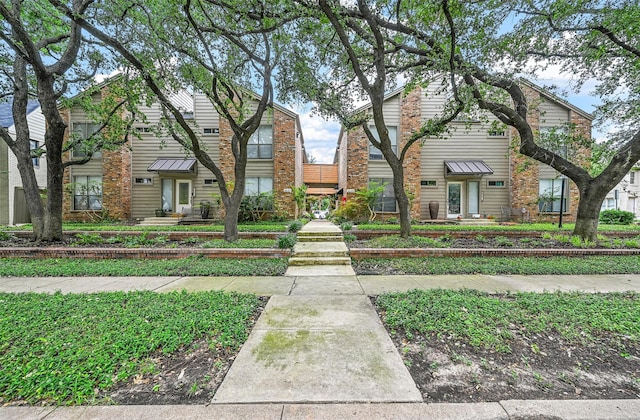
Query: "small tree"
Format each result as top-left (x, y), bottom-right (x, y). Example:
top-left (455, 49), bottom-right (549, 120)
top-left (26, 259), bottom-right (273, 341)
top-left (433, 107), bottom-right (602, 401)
top-left (355, 182), bottom-right (385, 222)
top-left (292, 184), bottom-right (307, 219)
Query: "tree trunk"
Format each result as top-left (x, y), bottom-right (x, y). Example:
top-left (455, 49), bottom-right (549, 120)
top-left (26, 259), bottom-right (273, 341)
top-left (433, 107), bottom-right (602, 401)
top-left (572, 184), bottom-right (608, 243)
top-left (42, 122), bottom-right (66, 242)
top-left (223, 201), bottom-right (240, 242)
top-left (390, 162), bottom-right (411, 238)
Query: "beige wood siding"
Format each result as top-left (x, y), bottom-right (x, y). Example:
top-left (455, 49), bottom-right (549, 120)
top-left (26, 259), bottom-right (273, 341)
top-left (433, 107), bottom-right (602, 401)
top-left (539, 97), bottom-right (570, 127)
top-left (419, 122), bottom-right (510, 218)
top-left (538, 96), bottom-right (571, 179)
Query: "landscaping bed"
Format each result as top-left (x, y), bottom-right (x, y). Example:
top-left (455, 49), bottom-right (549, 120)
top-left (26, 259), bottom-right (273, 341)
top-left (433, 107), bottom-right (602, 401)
top-left (374, 289), bottom-right (640, 403)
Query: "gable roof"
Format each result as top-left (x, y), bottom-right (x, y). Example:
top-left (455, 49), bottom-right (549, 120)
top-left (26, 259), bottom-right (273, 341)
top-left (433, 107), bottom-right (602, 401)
top-left (0, 99), bottom-right (40, 128)
top-left (349, 79), bottom-right (594, 121)
top-left (519, 79), bottom-right (594, 121)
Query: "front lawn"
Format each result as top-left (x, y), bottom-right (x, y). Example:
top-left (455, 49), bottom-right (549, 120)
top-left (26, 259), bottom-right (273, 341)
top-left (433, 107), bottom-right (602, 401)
top-left (0, 290), bottom-right (261, 405)
top-left (354, 255), bottom-right (640, 275)
top-left (0, 257), bottom-right (288, 277)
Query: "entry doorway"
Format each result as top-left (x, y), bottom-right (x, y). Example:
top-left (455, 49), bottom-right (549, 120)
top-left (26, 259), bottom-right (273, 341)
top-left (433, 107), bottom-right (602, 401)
top-left (161, 179), bottom-right (193, 215)
top-left (447, 182), bottom-right (462, 218)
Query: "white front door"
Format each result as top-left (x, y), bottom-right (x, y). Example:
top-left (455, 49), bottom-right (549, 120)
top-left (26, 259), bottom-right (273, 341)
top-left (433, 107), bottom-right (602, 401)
top-left (447, 182), bottom-right (463, 218)
top-left (467, 180), bottom-right (480, 216)
top-left (176, 180), bottom-right (192, 215)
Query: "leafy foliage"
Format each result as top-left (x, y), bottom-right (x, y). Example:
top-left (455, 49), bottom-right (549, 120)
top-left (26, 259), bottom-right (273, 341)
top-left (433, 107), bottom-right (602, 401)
top-left (277, 234), bottom-right (297, 249)
top-left (0, 290), bottom-right (260, 404)
top-left (600, 209), bottom-right (635, 225)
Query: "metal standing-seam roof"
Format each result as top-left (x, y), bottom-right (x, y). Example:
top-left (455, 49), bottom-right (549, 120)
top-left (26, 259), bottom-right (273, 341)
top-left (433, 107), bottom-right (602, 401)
top-left (444, 160), bottom-right (494, 176)
top-left (147, 158), bottom-right (197, 173)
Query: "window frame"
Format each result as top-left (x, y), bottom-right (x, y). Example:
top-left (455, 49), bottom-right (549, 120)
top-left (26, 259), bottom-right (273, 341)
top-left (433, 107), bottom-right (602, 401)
top-left (72, 122), bottom-right (102, 158)
top-left (247, 125), bottom-right (273, 159)
top-left (30, 139), bottom-right (39, 167)
top-left (73, 175), bottom-right (103, 211)
top-left (369, 177), bottom-right (397, 213)
top-left (487, 180), bottom-right (505, 188)
top-left (538, 178), bottom-right (568, 213)
top-left (368, 126), bottom-right (397, 161)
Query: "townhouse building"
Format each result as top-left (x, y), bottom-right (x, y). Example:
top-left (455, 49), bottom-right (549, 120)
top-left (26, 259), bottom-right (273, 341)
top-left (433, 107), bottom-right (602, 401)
top-left (0, 100), bottom-right (47, 225)
top-left (335, 81), bottom-right (593, 221)
top-left (61, 87), bottom-right (305, 222)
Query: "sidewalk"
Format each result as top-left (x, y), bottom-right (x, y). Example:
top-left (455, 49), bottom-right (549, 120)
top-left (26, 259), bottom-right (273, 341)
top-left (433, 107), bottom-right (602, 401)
top-left (1, 221), bottom-right (640, 419)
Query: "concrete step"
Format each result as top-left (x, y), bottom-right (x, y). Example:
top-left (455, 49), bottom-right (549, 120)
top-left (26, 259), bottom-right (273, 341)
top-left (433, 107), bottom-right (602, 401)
top-left (298, 230), bottom-right (343, 237)
top-left (297, 235), bottom-right (344, 242)
top-left (138, 217), bottom-right (180, 226)
top-left (292, 242), bottom-right (349, 258)
top-left (288, 257), bottom-right (352, 266)
top-left (457, 218), bottom-right (498, 226)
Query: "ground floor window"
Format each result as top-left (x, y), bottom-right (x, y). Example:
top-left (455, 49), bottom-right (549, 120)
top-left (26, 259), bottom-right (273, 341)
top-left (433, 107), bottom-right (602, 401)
top-left (245, 177), bottom-right (273, 196)
top-left (538, 178), bottom-right (567, 212)
top-left (73, 175), bottom-right (102, 210)
top-left (369, 177), bottom-right (396, 213)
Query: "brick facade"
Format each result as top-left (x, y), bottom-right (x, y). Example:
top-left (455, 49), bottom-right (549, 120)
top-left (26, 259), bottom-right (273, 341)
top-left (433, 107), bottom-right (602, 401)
top-left (509, 86), bottom-right (592, 222)
top-left (218, 107), bottom-right (298, 219)
top-left (399, 87), bottom-right (423, 219)
top-left (273, 110), bottom-right (296, 216)
top-left (346, 126), bottom-right (370, 197)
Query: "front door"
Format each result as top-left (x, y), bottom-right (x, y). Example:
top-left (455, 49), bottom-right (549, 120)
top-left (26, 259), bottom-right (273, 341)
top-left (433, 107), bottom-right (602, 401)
top-left (447, 182), bottom-right (462, 218)
top-left (467, 180), bottom-right (480, 216)
top-left (176, 180), bottom-right (192, 215)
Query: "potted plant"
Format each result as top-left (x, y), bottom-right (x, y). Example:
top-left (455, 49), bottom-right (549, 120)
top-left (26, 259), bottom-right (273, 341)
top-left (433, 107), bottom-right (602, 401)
top-left (155, 208), bottom-right (165, 217)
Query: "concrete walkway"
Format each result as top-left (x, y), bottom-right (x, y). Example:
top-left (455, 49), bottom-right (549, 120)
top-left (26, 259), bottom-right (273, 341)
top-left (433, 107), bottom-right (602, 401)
top-left (2, 220), bottom-right (640, 418)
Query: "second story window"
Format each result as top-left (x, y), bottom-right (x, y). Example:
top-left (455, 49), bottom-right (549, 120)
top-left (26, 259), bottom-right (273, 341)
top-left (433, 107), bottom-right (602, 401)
top-left (631, 171), bottom-right (636, 185)
top-left (248, 125), bottom-right (273, 159)
top-left (539, 126), bottom-right (568, 159)
top-left (72, 122), bottom-right (102, 158)
top-left (369, 126), bottom-right (397, 160)
top-left (30, 140), bottom-right (39, 167)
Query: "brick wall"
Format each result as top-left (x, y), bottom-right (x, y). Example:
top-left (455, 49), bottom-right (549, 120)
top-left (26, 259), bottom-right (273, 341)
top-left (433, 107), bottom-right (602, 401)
top-left (102, 143), bottom-right (131, 220)
top-left (273, 109), bottom-right (296, 217)
top-left (346, 126), bottom-right (369, 198)
top-left (399, 87), bottom-right (422, 219)
top-left (510, 86), bottom-right (592, 222)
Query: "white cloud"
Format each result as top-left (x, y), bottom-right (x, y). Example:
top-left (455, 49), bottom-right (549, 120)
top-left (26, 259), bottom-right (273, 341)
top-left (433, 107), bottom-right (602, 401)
top-left (294, 106), bottom-right (341, 164)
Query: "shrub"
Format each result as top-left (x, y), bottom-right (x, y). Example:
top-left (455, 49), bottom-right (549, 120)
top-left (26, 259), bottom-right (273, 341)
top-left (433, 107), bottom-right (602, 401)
top-left (600, 209), bottom-right (634, 225)
top-left (277, 234), bottom-right (297, 249)
top-left (343, 233), bottom-right (356, 242)
top-left (340, 221), bottom-right (353, 231)
top-left (73, 233), bottom-right (104, 246)
top-left (0, 231), bottom-right (14, 241)
top-left (288, 220), bottom-right (303, 233)
top-left (334, 198), bottom-right (368, 222)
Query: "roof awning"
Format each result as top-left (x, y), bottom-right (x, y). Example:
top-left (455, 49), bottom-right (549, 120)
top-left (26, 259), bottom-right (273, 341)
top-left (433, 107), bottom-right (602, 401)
top-left (147, 158), bottom-right (197, 174)
top-left (444, 160), bottom-right (493, 176)
top-left (306, 187), bottom-right (337, 195)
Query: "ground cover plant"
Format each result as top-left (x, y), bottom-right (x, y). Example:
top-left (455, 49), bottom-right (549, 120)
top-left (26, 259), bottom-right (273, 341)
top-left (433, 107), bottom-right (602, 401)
top-left (354, 223), bottom-right (640, 233)
top-left (375, 290), bottom-right (640, 402)
top-left (0, 221), bottom-right (290, 233)
top-left (354, 256), bottom-right (640, 275)
top-left (0, 257), bottom-right (288, 277)
top-left (350, 234), bottom-right (640, 249)
top-left (0, 290), bottom-right (263, 405)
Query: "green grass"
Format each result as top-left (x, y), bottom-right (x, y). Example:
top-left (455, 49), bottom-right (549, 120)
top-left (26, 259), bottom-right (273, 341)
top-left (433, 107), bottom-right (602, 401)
top-left (360, 235), bottom-right (449, 248)
top-left (0, 257), bottom-right (288, 277)
top-left (356, 222), bottom-right (640, 233)
top-left (0, 290), bottom-right (260, 405)
top-left (376, 289), bottom-right (640, 352)
top-left (0, 221), bottom-right (290, 233)
top-left (199, 239), bottom-right (277, 248)
top-left (354, 256), bottom-right (640, 275)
